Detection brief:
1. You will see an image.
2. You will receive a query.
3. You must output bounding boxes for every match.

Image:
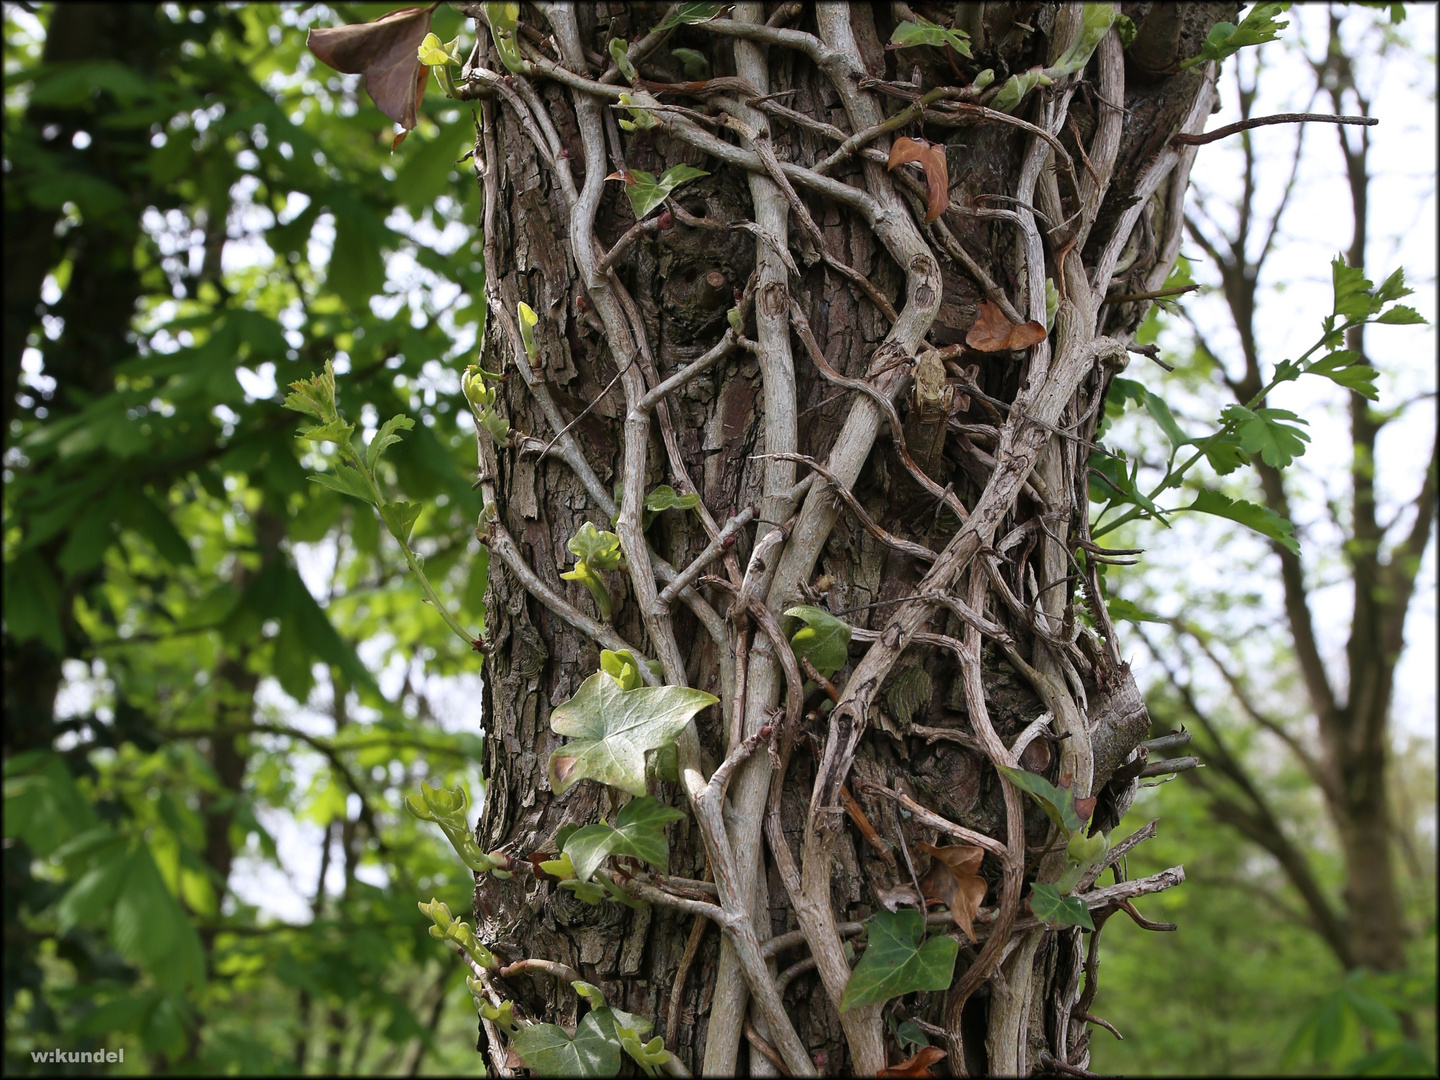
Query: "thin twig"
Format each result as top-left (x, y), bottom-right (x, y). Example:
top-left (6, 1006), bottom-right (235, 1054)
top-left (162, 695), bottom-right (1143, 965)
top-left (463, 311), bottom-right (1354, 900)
top-left (1171, 112), bottom-right (1377, 146)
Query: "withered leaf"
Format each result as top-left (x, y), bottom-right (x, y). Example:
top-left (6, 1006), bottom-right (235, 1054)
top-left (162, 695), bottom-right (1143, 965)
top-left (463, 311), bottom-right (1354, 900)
top-left (965, 299), bottom-right (1049, 352)
top-left (917, 842), bottom-right (988, 943)
top-left (878, 1046), bottom-right (948, 1078)
top-left (887, 136), bottom-right (950, 222)
top-left (307, 5), bottom-right (434, 132)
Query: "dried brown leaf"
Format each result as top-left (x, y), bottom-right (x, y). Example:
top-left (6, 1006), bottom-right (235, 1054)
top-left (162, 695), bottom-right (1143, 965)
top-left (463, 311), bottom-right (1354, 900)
top-left (878, 1045), bottom-right (948, 1078)
top-left (917, 842), bottom-right (987, 943)
top-left (306, 5), bottom-right (434, 131)
top-left (887, 136), bottom-right (950, 222)
top-left (964, 299), bottom-right (1049, 352)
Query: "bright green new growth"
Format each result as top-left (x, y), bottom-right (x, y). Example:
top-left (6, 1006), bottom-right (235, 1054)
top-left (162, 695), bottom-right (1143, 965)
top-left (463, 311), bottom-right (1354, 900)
top-left (840, 909), bottom-right (960, 1012)
top-left (889, 15), bottom-right (972, 58)
top-left (996, 765), bottom-right (1088, 836)
top-left (511, 1003), bottom-right (669, 1078)
top-left (614, 163), bottom-right (710, 219)
top-left (284, 361), bottom-right (483, 649)
top-left (481, 1), bottom-right (529, 73)
top-left (404, 780), bottom-right (507, 875)
top-left (562, 523), bottom-right (624, 620)
top-left (547, 671), bottom-right (717, 796)
top-left (1181, 2), bottom-right (1290, 68)
top-left (464, 364), bottom-right (511, 447)
top-left (517, 300), bottom-right (540, 359)
top-left (784, 605), bottom-right (852, 679)
top-left (419, 898), bottom-right (497, 968)
top-left (560, 796), bottom-right (686, 881)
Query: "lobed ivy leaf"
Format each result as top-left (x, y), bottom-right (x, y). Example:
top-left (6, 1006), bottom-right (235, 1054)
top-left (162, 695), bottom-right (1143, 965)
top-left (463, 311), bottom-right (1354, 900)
top-left (568, 523), bottom-right (623, 571)
top-left (1184, 489), bottom-right (1300, 556)
top-left (783, 605), bottom-right (852, 678)
top-left (560, 796), bottom-right (685, 881)
top-left (610, 164), bottom-right (709, 221)
top-left (643, 484), bottom-right (701, 514)
top-left (1180, 2), bottom-right (1289, 69)
top-left (1028, 882), bottom-right (1095, 930)
top-left (889, 16), bottom-right (972, 58)
top-left (511, 1011), bottom-right (621, 1077)
top-left (548, 672), bottom-right (718, 795)
top-left (840, 909), bottom-right (960, 1012)
top-left (1222, 404), bottom-right (1310, 468)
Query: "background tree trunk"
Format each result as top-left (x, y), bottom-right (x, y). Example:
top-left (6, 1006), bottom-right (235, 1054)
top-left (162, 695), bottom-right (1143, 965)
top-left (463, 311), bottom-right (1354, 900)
top-left (466, 4), bottom-right (1233, 1074)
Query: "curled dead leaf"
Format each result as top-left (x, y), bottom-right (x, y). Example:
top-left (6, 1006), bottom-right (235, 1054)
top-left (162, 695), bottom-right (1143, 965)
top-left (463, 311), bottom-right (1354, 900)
top-left (878, 1045), bottom-right (948, 1078)
top-left (965, 299), bottom-right (1049, 352)
top-left (306, 5), bottom-right (434, 132)
top-left (887, 136), bottom-right (950, 222)
top-left (917, 841), bottom-right (988, 943)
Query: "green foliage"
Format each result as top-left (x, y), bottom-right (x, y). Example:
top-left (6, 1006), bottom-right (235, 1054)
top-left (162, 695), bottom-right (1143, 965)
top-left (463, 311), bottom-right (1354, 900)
top-left (404, 781), bottom-right (497, 873)
top-left (889, 16), bottom-right (973, 58)
top-left (559, 796), bottom-right (686, 881)
top-left (613, 163), bottom-right (710, 220)
top-left (652, 3), bottom-right (726, 34)
top-left (547, 671), bottom-right (718, 795)
top-left (511, 1011), bottom-right (623, 1077)
top-left (1181, 2), bottom-right (1291, 68)
top-left (1285, 969), bottom-right (1437, 1075)
top-left (1048, 4), bottom-right (1119, 76)
top-left (608, 38), bottom-right (637, 83)
top-left (783, 605), bottom-right (852, 678)
top-left (562, 523), bottom-right (624, 620)
top-left (996, 765), bottom-right (1088, 835)
top-left (840, 909), bottom-right (960, 1012)
top-left (1185, 490), bottom-right (1300, 556)
top-left (992, 67), bottom-right (1055, 114)
top-left (1029, 882), bottom-right (1096, 930)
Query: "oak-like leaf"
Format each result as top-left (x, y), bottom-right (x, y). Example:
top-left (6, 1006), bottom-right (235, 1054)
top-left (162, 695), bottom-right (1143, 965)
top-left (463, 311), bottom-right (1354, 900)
top-left (548, 672), bottom-right (717, 796)
top-left (965, 299), bottom-right (1048, 352)
top-left (917, 842), bottom-right (988, 943)
top-left (306, 6), bottom-right (432, 131)
top-left (887, 136), bottom-right (949, 222)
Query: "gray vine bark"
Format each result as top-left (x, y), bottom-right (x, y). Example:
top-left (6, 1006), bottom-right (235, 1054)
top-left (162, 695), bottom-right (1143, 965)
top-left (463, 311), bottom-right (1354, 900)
top-left (461, 4), bottom-right (1234, 1074)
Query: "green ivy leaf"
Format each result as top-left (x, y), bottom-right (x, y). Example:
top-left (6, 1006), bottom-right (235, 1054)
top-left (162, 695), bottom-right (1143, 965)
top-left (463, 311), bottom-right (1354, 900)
top-left (1029, 882), bottom-right (1095, 930)
top-left (643, 485), bottom-right (701, 514)
top-left (652, 2), bottom-right (726, 33)
top-left (1180, 2), bottom-right (1289, 68)
top-left (1115, 13), bottom-right (1138, 47)
top-left (548, 672), bottom-right (718, 795)
top-left (669, 47), bottom-right (710, 79)
top-left (561, 796), bottom-right (686, 880)
top-left (840, 909), bottom-right (960, 1012)
top-left (1047, 3), bottom-right (1117, 76)
top-left (783, 605), bottom-right (851, 678)
top-left (308, 465), bottom-right (376, 505)
top-left (366, 414), bottom-right (414, 470)
top-left (600, 649), bottom-right (644, 691)
top-left (1223, 404), bottom-right (1311, 468)
top-left (568, 523), bottom-right (623, 571)
top-left (991, 67), bottom-right (1054, 114)
top-left (1184, 490), bottom-right (1300, 556)
top-left (608, 38), bottom-right (637, 82)
top-left (615, 164), bottom-right (709, 221)
top-left (889, 16), bottom-right (972, 58)
top-left (511, 1011), bottom-right (621, 1077)
top-left (996, 765), bottom-right (1086, 835)
top-left (559, 878), bottom-right (609, 905)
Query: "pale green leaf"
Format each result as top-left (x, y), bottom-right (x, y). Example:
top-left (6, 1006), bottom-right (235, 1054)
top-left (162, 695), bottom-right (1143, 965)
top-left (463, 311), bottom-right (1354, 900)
top-left (783, 605), bottom-right (852, 678)
top-left (366, 414), bottom-right (414, 470)
top-left (1180, 2), bottom-right (1289, 68)
top-left (308, 466), bottom-right (376, 505)
top-left (548, 673), bottom-right (718, 795)
top-left (889, 17), bottom-right (972, 58)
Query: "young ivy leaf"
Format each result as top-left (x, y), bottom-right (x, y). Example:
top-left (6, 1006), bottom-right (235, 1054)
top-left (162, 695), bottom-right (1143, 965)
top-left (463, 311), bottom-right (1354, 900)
top-left (840, 909), bottom-right (960, 1012)
top-left (783, 605), bottom-right (851, 679)
top-left (600, 649), bottom-right (644, 691)
top-left (889, 16), bottom-right (972, 58)
top-left (887, 137), bottom-right (949, 222)
top-left (306, 6), bottom-right (432, 134)
top-left (1184, 489), bottom-right (1300, 556)
top-left (568, 523), bottom-right (622, 569)
top-left (995, 765), bottom-right (1091, 836)
top-left (511, 1011), bottom-right (621, 1078)
top-left (965, 299), bottom-right (1048, 352)
top-left (548, 672), bottom-right (718, 796)
top-left (608, 164), bottom-right (710, 221)
top-left (1180, 2), bottom-right (1289, 69)
top-left (560, 796), bottom-right (687, 881)
top-left (608, 38), bottom-right (637, 82)
top-left (652, 2), bottom-right (726, 33)
top-left (669, 47), bottom-right (710, 79)
top-left (1046, 3), bottom-right (1118, 76)
top-left (1028, 882), bottom-right (1095, 930)
top-left (991, 67), bottom-right (1054, 114)
top-left (643, 485), bottom-right (701, 514)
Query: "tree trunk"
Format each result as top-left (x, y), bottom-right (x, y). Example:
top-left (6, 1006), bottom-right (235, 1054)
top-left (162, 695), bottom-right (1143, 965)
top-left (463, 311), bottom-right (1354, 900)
top-left (464, 4), bottom-right (1232, 1074)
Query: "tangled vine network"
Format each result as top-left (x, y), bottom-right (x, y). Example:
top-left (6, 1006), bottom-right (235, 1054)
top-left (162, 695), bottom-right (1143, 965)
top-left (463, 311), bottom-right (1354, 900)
top-left (298, 2), bottom-right (1367, 1076)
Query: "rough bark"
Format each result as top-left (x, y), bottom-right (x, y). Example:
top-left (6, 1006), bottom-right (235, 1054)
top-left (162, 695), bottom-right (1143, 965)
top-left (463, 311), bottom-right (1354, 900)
top-left (464, 4), bottom-right (1231, 1074)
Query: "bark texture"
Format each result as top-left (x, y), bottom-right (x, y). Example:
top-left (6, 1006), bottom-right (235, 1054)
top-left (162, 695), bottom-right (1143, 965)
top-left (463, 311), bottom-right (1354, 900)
top-left (463, 4), bottom-right (1232, 1074)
